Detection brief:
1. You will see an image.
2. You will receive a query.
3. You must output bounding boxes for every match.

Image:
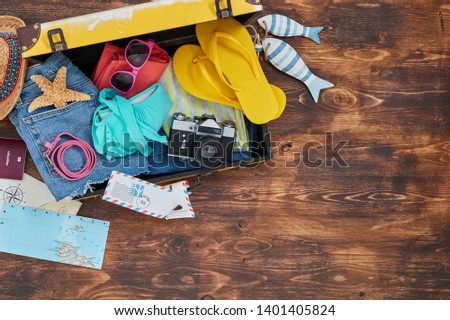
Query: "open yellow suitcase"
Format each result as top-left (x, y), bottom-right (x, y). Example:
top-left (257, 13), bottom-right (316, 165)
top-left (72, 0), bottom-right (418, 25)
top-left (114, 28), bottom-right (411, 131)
top-left (18, 0), bottom-right (263, 57)
top-left (16, 0), bottom-right (271, 197)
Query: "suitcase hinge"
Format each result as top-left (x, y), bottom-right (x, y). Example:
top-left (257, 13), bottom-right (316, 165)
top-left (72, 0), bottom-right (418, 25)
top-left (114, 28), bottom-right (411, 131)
top-left (17, 23), bottom-right (41, 53)
top-left (215, 0), bottom-right (233, 19)
top-left (47, 28), bottom-right (67, 52)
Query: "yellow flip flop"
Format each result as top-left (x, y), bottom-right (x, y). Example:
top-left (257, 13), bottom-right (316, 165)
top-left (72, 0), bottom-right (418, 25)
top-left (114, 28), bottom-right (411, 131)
top-left (196, 17), bottom-right (281, 124)
top-left (174, 44), bottom-right (240, 109)
top-left (173, 44), bottom-right (286, 120)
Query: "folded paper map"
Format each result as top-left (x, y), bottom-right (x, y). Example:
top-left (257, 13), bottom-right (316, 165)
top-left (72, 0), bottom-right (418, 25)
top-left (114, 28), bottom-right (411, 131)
top-left (0, 204), bottom-right (109, 269)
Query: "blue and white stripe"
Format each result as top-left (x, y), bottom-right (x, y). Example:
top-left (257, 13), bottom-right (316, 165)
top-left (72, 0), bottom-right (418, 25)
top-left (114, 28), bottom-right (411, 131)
top-left (262, 38), bottom-right (334, 103)
top-left (257, 14), bottom-right (324, 44)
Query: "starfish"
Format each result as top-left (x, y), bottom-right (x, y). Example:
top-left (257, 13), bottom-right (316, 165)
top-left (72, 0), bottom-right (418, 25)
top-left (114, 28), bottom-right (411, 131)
top-left (28, 66), bottom-right (91, 112)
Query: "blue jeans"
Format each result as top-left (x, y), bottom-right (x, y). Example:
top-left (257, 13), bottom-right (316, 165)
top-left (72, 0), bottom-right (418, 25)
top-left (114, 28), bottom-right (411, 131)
top-left (9, 52), bottom-right (197, 200)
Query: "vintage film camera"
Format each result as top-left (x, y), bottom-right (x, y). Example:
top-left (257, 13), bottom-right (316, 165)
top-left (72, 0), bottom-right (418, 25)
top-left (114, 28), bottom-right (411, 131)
top-left (168, 113), bottom-right (237, 167)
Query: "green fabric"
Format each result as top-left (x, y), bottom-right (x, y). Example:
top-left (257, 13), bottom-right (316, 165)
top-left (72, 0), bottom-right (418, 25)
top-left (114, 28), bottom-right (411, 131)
top-left (92, 84), bottom-right (172, 160)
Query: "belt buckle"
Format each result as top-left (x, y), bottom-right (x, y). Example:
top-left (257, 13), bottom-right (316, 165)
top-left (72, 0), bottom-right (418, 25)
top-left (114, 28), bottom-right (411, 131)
top-left (44, 153), bottom-right (53, 167)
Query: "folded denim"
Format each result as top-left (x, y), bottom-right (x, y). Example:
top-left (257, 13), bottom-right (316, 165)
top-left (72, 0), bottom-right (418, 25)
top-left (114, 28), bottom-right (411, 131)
top-left (92, 85), bottom-right (172, 160)
top-left (43, 132), bottom-right (97, 181)
top-left (9, 52), bottom-right (170, 200)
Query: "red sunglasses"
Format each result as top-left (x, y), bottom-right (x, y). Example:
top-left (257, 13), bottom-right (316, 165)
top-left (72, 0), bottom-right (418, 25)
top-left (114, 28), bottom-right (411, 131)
top-left (110, 39), bottom-right (155, 95)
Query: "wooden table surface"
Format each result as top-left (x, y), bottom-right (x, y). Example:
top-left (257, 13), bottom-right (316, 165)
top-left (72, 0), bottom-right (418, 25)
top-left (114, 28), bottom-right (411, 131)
top-left (0, 0), bottom-right (448, 299)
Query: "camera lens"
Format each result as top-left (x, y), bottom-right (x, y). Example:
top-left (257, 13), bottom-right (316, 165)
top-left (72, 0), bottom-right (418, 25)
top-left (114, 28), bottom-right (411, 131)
top-left (201, 144), bottom-right (219, 159)
top-left (194, 137), bottom-right (224, 168)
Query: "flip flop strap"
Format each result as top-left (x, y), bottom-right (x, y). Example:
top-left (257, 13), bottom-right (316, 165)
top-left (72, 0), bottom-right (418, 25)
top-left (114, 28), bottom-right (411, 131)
top-left (193, 55), bottom-right (240, 105)
top-left (210, 31), bottom-right (262, 92)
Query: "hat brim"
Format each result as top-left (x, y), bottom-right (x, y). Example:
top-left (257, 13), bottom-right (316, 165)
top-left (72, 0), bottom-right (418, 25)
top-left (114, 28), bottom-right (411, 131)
top-left (0, 59), bottom-right (27, 120)
top-left (0, 16), bottom-right (26, 120)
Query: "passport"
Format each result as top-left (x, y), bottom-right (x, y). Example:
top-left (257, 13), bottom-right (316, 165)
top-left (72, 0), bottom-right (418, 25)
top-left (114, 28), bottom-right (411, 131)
top-left (0, 137), bottom-right (27, 180)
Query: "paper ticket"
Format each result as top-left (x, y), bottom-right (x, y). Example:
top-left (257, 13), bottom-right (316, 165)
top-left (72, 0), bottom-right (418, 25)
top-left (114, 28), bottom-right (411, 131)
top-left (166, 180), bottom-right (195, 220)
top-left (40, 198), bottom-right (83, 215)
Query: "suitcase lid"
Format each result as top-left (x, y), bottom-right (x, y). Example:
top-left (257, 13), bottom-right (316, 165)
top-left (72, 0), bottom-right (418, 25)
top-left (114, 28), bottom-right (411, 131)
top-left (17, 0), bottom-right (262, 58)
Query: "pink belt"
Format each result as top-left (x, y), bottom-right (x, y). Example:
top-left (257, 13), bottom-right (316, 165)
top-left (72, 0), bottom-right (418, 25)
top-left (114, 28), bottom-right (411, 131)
top-left (43, 133), bottom-right (96, 181)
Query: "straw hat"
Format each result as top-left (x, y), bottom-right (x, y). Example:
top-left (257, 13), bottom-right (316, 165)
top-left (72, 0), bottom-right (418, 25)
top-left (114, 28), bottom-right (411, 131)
top-left (0, 16), bottom-right (26, 120)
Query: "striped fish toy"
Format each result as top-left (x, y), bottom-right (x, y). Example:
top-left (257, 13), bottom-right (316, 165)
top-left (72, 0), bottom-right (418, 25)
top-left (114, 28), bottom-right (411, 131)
top-left (258, 14), bottom-right (324, 45)
top-left (262, 38), bottom-right (334, 103)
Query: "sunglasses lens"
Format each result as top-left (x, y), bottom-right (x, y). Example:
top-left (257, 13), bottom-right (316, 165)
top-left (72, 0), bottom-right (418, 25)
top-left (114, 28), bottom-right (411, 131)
top-left (126, 41), bottom-right (150, 68)
top-left (111, 72), bottom-right (134, 93)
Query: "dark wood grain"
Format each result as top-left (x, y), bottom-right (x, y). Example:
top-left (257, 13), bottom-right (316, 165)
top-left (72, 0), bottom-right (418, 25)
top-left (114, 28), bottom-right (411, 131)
top-left (0, 0), bottom-right (448, 299)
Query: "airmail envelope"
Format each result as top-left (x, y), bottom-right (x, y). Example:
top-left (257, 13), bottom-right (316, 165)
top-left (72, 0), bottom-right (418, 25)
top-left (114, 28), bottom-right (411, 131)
top-left (103, 171), bottom-right (176, 218)
top-left (103, 171), bottom-right (195, 219)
